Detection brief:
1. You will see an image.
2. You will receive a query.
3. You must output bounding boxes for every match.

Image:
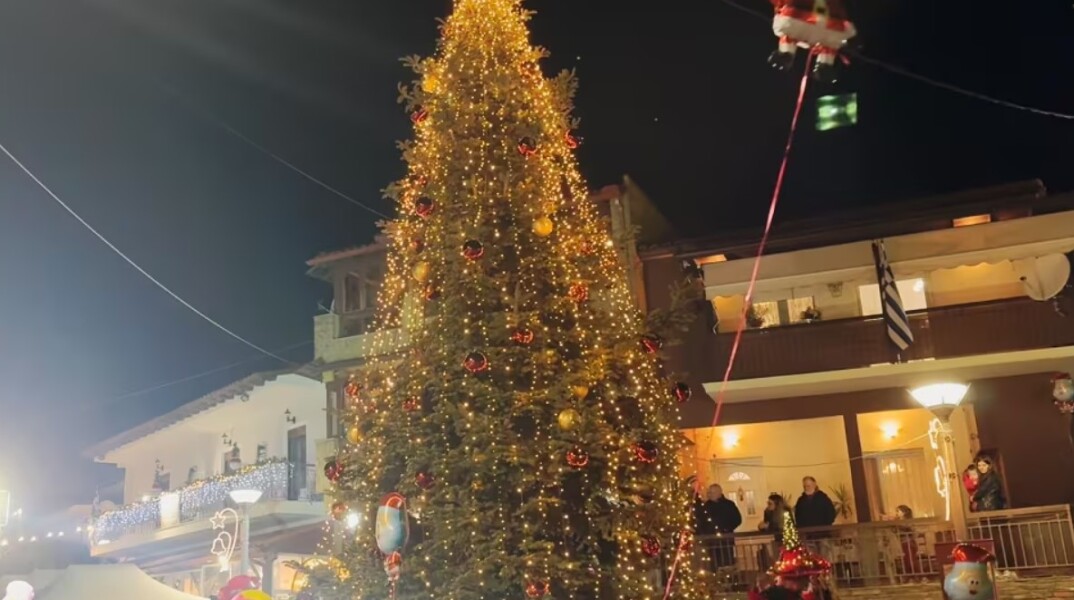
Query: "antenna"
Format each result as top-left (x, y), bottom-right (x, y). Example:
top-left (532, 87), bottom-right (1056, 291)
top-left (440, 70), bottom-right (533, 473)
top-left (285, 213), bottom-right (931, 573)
top-left (1020, 254), bottom-right (1071, 301)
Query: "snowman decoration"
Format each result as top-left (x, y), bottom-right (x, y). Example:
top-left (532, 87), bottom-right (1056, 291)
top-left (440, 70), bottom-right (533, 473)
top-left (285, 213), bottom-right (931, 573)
top-left (769, 0), bottom-right (857, 82)
top-left (944, 543), bottom-right (995, 600)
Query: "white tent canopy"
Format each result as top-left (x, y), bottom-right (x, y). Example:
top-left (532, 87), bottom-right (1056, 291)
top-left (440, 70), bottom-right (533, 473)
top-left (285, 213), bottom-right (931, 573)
top-left (32, 565), bottom-right (204, 600)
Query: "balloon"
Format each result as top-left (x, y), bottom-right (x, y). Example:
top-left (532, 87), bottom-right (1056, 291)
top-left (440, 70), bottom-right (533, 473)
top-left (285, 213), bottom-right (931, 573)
top-left (943, 543), bottom-right (995, 600)
top-left (769, 0), bottom-right (856, 82)
top-left (218, 576), bottom-right (258, 600)
top-left (375, 492), bottom-right (409, 555)
top-left (3, 581), bottom-right (33, 600)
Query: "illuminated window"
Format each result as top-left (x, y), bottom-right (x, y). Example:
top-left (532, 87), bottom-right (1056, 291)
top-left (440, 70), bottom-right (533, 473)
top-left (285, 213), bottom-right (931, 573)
top-left (727, 472), bottom-right (751, 482)
top-left (748, 297), bottom-right (817, 327)
top-left (953, 214), bottom-right (992, 228)
top-left (863, 449), bottom-right (933, 519)
top-left (858, 280), bottom-right (927, 316)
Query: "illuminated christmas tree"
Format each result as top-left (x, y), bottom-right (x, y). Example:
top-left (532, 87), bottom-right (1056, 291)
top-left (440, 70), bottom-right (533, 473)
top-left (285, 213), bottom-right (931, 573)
top-left (314, 1), bottom-right (703, 598)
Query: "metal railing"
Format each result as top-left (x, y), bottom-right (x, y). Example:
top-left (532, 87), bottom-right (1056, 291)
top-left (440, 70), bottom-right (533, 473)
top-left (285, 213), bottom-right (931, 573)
top-left (691, 505), bottom-right (1074, 592)
top-left (92, 461), bottom-right (315, 544)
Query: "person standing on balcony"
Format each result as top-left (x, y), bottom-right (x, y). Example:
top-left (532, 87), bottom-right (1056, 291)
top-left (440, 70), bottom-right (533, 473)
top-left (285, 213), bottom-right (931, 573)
top-left (690, 479), bottom-right (743, 570)
top-left (972, 456), bottom-right (1007, 511)
top-left (794, 477), bottom-right (837, 529)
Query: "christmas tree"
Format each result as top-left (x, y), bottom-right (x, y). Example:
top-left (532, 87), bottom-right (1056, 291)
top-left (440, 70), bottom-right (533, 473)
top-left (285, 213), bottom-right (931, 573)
top-left (315, 1), bottom-right (703, 598)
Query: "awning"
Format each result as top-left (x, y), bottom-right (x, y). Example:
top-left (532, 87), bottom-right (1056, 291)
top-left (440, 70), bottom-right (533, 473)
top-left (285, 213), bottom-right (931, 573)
top-left (32, 564), bottom-right (204, 600)
top-left (703, 211), bottom-right (1074, 298)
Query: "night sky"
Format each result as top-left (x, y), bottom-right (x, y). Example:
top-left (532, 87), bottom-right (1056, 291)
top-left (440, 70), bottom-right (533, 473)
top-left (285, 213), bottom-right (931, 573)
top-left (0, 0), bottom-right (1071, 514)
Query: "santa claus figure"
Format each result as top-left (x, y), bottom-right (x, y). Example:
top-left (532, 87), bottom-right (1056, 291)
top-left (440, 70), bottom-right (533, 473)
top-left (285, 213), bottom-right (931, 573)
top-left (769, 0), bottom-right (857, 82)
top-left (748, 513), bottom-right (833, 599)
top-left (943, 543), bottom-right (996, 600)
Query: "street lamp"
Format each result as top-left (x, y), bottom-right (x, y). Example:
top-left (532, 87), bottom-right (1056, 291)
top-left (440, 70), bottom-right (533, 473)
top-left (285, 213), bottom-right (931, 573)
top-left (910, 383), bottom-right (970, 540)
top-left (229, 489), bottom-right (262, 575)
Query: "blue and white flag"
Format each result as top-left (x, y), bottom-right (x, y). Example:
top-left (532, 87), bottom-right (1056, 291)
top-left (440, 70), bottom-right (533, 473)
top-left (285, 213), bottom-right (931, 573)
top-left (872, 239), bottom-right (913, 351)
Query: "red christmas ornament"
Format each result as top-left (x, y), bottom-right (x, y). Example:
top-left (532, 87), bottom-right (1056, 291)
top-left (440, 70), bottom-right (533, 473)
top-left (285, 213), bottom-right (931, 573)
top-left (565, 132), bottom-right (582, 149)
top-left (424, 284), bottom-right (440, 301)
top-left (517, 137), bottom-right (537, 156)
top-left (344, 376), bottom-right (361, 401)
top-left (330, 501), bottom-right (348, 520)
top-left (464, 351), bottom-right (489, 373)
top-left (525, 581), bottom-right (549, 598)
top-left (641, 334), bottom-right (664, 354)
top-left (403, 397), bottom-right (421, 413)
top-left (324, 459), bottom-right (344, 483)
top-left (511, 327), bottom-right (535, 345)
top-left (632, 441), bottom-right (659, 464)
top-left (641, 536), bottom-right (662, 558)
top-left (673, 382), bottom-right (692, 403)
top-left (410, 107), bottom-right (428, 123)
top-left (462, 240), bottom-right (485, 260)
top-left (568, 283), bottom-right (589, 303)
top-left (414, 196), bottom-right (435, 218)
top-left (410, 238), bottom-right (425, 254)
top-left (415, 471), bottom-right (435, 490)
top-left (566, 447), bottom-right (590, 468)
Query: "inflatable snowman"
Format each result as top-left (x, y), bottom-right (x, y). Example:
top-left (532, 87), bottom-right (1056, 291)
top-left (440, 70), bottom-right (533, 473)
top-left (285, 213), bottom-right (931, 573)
top-left (943, 543), bottom-right (995, 600)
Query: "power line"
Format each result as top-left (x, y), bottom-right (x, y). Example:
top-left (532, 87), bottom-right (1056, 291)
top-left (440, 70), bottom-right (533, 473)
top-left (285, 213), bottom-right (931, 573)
top-left (718, 0), bottom-right (1074, 121)
top-left (153, 81), bottom-right (392, 219)
top-left (110, 339), bottom-right (312, 403)
top-left (0, 140), bottom-right (292, 364)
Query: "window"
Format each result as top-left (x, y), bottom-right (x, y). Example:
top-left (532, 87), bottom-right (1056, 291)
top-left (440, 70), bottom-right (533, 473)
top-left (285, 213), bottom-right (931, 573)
top-left (343, 274), bottom-right (364, 312)
top-left (863, 449), bottom-right (934, 519)
top-left (749, 297), bottom-right (816, 327)
top-left (858, 279), bottom-right (927, 316)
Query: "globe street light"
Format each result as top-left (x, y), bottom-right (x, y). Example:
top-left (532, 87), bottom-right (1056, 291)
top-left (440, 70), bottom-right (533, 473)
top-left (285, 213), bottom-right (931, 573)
top-left (910, 383), bottom-right (970, 540)
top-left (229, 489), bottom-right (262, 575)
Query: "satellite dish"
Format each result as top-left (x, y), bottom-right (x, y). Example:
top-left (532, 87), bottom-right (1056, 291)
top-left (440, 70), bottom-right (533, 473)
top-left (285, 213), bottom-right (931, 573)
top-left (1021, 254), bottom-right (1072, 301)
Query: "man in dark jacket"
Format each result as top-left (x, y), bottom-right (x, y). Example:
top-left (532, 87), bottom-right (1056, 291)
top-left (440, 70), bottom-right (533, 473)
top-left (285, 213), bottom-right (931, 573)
top-left (693, 481), bottom-right (743, 569)
top-left (794, 476), bottom-right (837, 529)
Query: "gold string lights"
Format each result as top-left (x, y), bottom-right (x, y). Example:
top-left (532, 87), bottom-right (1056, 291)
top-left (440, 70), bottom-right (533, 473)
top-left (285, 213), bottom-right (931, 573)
top-left (313, 0), bottom-right (704, 598)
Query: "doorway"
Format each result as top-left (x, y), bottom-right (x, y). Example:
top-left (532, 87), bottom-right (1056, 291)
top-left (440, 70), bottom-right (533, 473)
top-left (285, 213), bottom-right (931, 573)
top-left (709, 457), bottom-right (768, 533)
top-left (288, 426), bottom-right (307, 501)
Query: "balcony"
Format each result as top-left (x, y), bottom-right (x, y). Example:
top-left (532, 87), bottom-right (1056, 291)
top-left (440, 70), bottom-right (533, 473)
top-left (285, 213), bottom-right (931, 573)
top-left (708, 297), bottom-right (1074, 382)
top-left (91, 461), bottom-right (323, 557)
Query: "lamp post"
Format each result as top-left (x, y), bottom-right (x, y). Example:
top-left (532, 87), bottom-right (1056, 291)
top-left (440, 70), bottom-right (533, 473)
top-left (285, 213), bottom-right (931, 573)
top-left (229, 489), bottom-right (263, 575)
top-left (910, 383), bottom-right (970, 541)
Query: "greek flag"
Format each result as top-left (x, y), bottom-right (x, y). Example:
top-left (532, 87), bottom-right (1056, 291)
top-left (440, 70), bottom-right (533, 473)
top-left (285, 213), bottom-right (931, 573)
top-left (872, 239), bottom-right (913, 351)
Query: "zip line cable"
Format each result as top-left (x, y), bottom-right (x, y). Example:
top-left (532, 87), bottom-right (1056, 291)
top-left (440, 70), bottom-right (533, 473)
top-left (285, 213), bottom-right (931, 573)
top-left (153, 81), bottom-right (392, 219)
top-left (718, 0), bottom-right (1074, 121)
top-left (110, 339), bottom-right (312, 403)
top-left (0, 140), bottom-right (293, 365)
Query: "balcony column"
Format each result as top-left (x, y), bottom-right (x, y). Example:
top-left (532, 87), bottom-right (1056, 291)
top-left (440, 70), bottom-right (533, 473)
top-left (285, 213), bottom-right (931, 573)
top-left (841, 414), bottom-right (873, 522)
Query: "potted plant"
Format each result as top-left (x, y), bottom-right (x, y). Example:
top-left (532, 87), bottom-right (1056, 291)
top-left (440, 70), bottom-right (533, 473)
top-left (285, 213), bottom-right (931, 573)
top-left (830, 483), bottom-right (854, 522)
top-left (800, 305), bottom-right (822, 323)
top-left (745, 304), bottom-right (767, 329)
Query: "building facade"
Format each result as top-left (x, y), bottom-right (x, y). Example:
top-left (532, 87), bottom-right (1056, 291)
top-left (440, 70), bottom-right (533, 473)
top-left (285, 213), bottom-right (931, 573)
top-left (86, 371), bottom-right (327, 598)
top-left (639, 180), bottom-right (1074, 524)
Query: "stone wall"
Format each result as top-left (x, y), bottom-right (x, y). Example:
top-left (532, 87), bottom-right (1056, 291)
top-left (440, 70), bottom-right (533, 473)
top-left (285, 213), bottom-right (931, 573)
top-left (834, 575), bottom-right (1074, 599)
top-left (712, 576), bottom-right (1074, 599)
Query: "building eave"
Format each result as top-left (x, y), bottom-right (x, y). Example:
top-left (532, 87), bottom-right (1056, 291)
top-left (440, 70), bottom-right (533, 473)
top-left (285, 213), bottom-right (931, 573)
top-left (640, 180), bottom-right (1058, 261)
top-left (83, 369), bottom-right (300, 461)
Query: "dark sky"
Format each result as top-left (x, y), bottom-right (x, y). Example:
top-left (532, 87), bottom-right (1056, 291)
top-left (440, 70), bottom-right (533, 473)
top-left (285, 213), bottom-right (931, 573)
top-left (0, 0), bottom-right (1071, 513)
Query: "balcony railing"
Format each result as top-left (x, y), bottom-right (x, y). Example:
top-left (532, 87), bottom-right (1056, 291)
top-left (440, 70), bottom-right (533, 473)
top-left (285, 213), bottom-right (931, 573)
top-left (710, 297), bottom-right (1074, 381)
top-left (686, 505), bottom-right (1074, 593)
top-left (92, 461), bottom-right (318, 544)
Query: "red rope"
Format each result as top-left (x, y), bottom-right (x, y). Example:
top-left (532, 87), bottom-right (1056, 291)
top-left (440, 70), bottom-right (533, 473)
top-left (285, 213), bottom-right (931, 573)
top-left (664, 53), bottom-right (814, 600)
top-left (707, 53), bottom-right (814, 445)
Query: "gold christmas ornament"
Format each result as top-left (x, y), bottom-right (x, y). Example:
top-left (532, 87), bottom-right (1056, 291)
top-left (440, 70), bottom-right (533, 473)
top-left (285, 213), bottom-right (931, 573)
top-left (571, 385), bottom-right (589, 400)
top-left (422, 73), bottom-right (441, 94)
top-left (412, 261), bottom-right (431, 282)
top-left (346, 426), bottom-right (361, 445)
top-left (532, 216), bottom-right (554, 237)
top-left (557, 408), bottom-right (581, 431)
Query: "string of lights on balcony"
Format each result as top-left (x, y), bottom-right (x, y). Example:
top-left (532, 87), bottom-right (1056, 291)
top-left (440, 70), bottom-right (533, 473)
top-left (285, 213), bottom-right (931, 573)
top-left (92, 460), bottom-right (289, 543)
